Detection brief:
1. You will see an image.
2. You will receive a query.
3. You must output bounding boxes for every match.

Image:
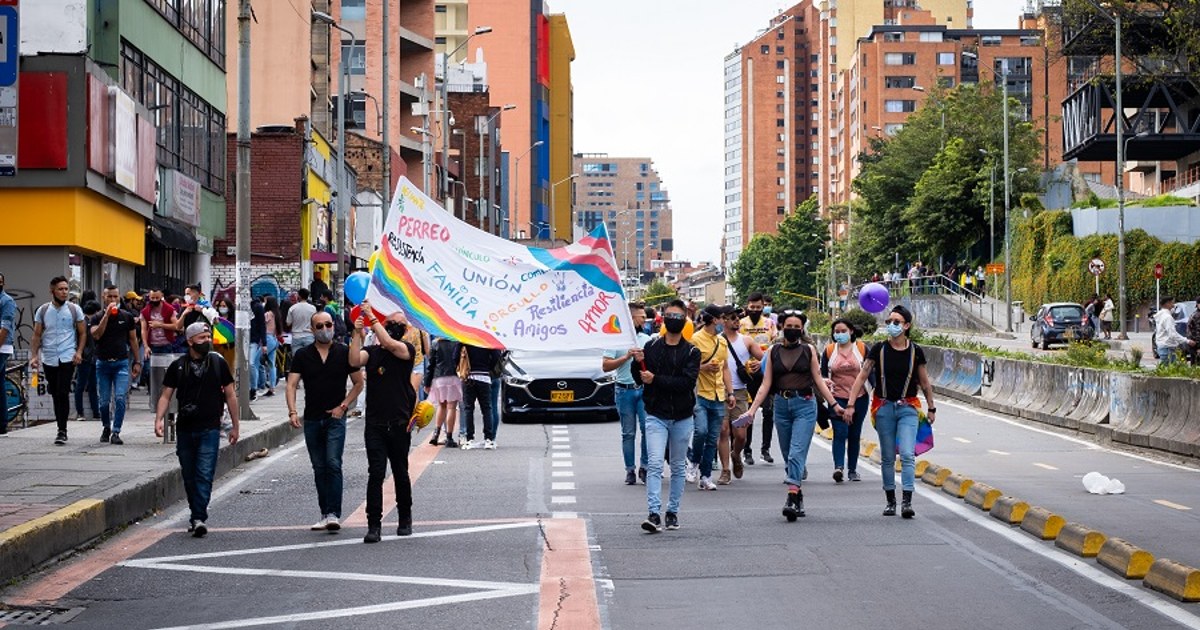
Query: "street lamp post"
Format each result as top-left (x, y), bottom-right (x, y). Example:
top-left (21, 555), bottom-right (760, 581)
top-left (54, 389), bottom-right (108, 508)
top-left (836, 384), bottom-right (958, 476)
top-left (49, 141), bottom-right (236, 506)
top-left (1002, 59), bottom-right (1013, 332)
top-left (513, 140), bottom-right (544, 241)
top-left (479, 104), bottom-right (517, 234)
top-left (350, 91), bottom-right (381, 134)
top-left (312, 10), bottom-right (356, 296)
top-left (440, 26), bottom-right (492, 201)
top-left (550, 173), bottom-right (580, 244)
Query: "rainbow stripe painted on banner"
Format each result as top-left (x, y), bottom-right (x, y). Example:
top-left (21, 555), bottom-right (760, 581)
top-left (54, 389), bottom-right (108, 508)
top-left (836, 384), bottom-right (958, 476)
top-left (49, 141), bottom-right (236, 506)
top-left (370, 245), bottom-right (500, 347)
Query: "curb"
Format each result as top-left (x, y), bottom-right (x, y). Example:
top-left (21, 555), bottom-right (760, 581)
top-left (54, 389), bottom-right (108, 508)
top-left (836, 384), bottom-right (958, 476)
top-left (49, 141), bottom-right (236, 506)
top-left (921, 463), bottom-right (951, 487)
top-left (940, 473), bottom-right (974, 498)
top-left (1143, 559), bottom-right (1200, 602)
top-left (1054, 522), bottom-right (1106, 558)
top-left (963, 482), bottom-right (1002, 511)
top-left (0, 418), bottom-right (297, 585)
top-left (1019, 506), bottom-right (1066, 540)
top-left (1098, 537), bottom-right (1155, 580)
top-left (990, 495), bottom-right (1029, 525)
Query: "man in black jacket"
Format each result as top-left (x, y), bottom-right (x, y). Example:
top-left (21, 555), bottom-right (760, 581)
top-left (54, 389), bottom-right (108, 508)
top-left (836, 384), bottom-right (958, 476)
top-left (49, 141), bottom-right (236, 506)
top-left (636, 299), bottom-right (700, 533)
top-left (461, 343), bottom-right (503, 450)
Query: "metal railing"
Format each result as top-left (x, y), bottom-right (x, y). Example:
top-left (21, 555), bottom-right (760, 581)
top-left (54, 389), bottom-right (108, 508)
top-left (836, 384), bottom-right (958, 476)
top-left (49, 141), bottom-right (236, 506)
top-left (855, 275), bottom-right (999, 328)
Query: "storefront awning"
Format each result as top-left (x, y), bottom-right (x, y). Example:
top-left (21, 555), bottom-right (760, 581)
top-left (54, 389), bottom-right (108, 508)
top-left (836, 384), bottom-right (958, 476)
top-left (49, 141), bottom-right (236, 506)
top-left (147, 217), bottom-right (198, 253)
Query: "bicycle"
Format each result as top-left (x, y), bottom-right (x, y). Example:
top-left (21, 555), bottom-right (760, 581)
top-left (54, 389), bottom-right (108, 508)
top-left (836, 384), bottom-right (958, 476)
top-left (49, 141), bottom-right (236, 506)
top-left (4, 360), bottom-right (29, 428)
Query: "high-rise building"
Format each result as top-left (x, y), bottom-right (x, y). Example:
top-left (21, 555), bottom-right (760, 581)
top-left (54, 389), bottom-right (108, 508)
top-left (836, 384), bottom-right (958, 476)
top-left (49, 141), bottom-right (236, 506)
top-left (547, 14), bottom-right (576, 243)
top-left (722, 50), bottom-right (744, 277)
top-left (573, 155), bottom-right (674, 276)
top-left (435, 0), bottom-right (471, 63)
top-left (1, 0), bottom-right (227, 295)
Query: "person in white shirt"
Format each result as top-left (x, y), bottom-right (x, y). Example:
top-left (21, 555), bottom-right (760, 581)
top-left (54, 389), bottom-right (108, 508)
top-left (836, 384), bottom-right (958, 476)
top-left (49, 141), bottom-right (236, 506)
top-left (1154, 296), bottom-right (1193, 365)
top-left (1099, 293), bottom-right (1115, 339)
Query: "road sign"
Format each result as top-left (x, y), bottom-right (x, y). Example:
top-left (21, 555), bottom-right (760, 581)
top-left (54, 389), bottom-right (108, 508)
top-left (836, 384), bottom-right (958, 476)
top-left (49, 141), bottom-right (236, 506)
top-left (0, 0), bottom-right (16, 87)
top-left (1088, 258), bottom-right (1105, 276)
top-left (0, 0), bottom-right (16, 177)
top-left (986, 263), bottom-right (1005, 275)
top-left (1154, 263), bottom-right (1164, 280)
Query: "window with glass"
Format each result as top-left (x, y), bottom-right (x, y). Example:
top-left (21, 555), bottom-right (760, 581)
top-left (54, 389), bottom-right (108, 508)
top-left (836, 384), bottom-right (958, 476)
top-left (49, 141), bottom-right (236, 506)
top-left (884, 52), bottom-right (916, 65)
top-left (885, 100), bottom-right (916, 113)
top-left (343, 0), bottom-right (366, 20)
top-left (144, 0), bottom-right (226, 68)
top-left (342, 40), bottom-right (366, 75)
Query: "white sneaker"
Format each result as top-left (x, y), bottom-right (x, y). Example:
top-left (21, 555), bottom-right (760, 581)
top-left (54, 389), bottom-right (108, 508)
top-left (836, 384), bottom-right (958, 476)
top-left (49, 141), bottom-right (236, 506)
top-left (685, 461), bottom-right (699, 484)
top-left (483, 439), bottom-right (496, 450)
top-left (310, 516), bottom-right (329, 531)
top-left (461, 440), bottom-right (476, 450)
top-left (698, 477), bottom-right (717, 491)
top-left (325, 515), bottom-right (341, 531)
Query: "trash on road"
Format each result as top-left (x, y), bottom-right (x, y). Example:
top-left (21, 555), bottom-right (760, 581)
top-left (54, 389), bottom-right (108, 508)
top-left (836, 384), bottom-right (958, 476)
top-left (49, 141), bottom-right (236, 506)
top-left (244, 448), bottom-right (269, 462)
top-left (1083, 471), bottom-right (1126, 495)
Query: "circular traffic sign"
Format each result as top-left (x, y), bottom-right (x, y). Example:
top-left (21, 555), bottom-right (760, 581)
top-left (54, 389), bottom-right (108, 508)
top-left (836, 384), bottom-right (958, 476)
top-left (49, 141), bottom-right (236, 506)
top-left (1154, 263), bottom-right (1164, 280)
top-left (1089, 258), bottom-right (1105, 276)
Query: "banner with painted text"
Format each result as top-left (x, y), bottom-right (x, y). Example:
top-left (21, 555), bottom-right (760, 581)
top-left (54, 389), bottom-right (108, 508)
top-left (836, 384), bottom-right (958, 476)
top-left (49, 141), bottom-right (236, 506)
top-left (365, 177), bottom-right (637, 351)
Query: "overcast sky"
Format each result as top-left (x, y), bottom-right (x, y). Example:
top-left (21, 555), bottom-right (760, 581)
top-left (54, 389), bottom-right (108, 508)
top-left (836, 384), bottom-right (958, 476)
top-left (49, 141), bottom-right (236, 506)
top-left (551, 0), bottom-right (1031, 264)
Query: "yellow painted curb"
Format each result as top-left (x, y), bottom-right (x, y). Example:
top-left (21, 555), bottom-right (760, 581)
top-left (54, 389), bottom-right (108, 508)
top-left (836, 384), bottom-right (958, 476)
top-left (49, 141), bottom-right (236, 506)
top-left (989, 496), bottom-right (1029, 525)
top-left (1054, 522), bottom-right (1107, 558)
top-left (861, 441), bottom-right (877, 458)
top-left (1098, 538), bottom-right (1155, 579)
top-left (964, 482), bottom-right (1003, 511)
top-left (920, 464), bottom-right (951, 487)
top-left (940, 474), bottom-right (974, 498)
top-left (1019, 506), bottom-right (1066, 540)
top-left (1143, 559), bottom-right (1200, 602)
top-left (914, 459), bottom-right (929, 477)
top-left (869, 448), bottom-right (882, 464)
top-left (0, 499), bottom-right (105, 546)
top-left (820, 427), bottom-right (834, 440)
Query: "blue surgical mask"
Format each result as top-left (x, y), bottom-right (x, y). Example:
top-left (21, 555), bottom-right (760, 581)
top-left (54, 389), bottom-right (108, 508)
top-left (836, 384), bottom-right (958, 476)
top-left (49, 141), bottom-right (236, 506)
top-left (833, 332), bottom-right (851, 345)
top-left (715, 324), bottom-right (724, 334)
top-left (886, 322), bottom-right (904, 338)
top-left (763, 306), bottom-right (773, 315)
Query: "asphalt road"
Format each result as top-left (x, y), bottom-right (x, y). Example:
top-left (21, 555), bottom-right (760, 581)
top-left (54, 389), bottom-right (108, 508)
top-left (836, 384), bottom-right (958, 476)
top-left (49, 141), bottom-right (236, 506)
top-left (4, 398), bottom-right (1200, 629)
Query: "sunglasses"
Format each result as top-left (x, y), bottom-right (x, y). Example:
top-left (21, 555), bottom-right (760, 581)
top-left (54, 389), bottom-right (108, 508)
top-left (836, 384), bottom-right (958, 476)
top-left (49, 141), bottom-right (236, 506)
top-left (885, 318), bottom-right (906, 325)
top-left (663, 313), bottom-right (687, 321)
top-left (313, 322), bottom-right (335, 329)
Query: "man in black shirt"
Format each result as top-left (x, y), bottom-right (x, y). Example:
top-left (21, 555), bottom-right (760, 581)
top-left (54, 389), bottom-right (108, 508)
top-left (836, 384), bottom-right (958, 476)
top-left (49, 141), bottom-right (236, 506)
top-left (155, 323), bottom-right (239, 537)
top-left (636, 299), bottom-right (701, 533)
top-left (286, 310), bottom-right (364, 532)
top-left (349, 301), bottom-right (416, 543)
top-left (461, 343), bottom-right (502, 450)
top-left (89, 285), bottom-right (141, 444)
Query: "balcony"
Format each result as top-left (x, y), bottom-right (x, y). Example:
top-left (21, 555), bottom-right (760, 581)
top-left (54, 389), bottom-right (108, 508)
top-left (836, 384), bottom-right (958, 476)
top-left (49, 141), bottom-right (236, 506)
top-left (1061, 75), bottom-right (1200, 162)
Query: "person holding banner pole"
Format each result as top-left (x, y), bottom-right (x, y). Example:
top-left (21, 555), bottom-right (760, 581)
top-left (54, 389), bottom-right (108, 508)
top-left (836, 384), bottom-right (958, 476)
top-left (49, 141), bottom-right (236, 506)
top-left (603, 301), bottom-right (652, 486)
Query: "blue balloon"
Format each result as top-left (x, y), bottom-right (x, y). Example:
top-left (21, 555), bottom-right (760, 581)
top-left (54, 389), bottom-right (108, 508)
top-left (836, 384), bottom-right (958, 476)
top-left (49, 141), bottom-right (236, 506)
top-left (858, 282), bottom-right (890, 313)
top-left (344, 271), bottom-right (372, 305)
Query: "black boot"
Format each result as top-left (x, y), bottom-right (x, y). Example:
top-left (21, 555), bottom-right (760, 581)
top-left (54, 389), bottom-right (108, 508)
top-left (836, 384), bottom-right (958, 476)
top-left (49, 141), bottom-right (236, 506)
top-left (363, 524), bottom-right (382, 544)
top-left (901, 490), bottom-right (915, 519)
top-left (883, 489), bottom-right (897, 516)
top-left (782, 490), bottom-right (805, 521)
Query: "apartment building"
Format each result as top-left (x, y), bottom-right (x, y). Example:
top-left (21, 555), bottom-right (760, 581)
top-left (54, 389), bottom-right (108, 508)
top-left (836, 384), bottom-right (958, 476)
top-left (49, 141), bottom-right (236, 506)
top-left (722, 50), bottom-right (744, 276)
top-left (573, 155), bottom-right (674, 276)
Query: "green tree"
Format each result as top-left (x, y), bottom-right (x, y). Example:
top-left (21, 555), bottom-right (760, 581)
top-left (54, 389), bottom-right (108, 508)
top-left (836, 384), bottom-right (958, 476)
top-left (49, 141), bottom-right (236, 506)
top-left (730, 196), bottom-right (828, 303)
top-left (730, 233), bottom-right (779, 302)
top-left (642, 279), bottom-right (677, 305)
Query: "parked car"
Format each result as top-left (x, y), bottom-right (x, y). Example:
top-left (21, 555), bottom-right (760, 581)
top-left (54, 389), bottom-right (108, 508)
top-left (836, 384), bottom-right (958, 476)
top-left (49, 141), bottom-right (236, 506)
top-left (1030, 302), bottom-right (1094, 349)
top-left (501, 349), bottom-right (617, 423)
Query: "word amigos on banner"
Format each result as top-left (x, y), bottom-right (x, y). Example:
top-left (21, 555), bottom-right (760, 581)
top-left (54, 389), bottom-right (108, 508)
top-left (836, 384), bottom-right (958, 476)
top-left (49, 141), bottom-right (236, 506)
top-left (364, 177), bottom-right (638, 352)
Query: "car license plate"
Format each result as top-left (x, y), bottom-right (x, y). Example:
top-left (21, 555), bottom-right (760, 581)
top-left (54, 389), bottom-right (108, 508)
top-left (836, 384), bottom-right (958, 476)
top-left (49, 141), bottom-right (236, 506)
top-left (550, 390), bottom-right (574, 403)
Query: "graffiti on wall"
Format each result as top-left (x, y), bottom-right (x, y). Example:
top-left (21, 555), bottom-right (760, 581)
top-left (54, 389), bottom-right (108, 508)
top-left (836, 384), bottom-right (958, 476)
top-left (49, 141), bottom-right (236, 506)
top-left (211, 268), bottom-right (304, 305)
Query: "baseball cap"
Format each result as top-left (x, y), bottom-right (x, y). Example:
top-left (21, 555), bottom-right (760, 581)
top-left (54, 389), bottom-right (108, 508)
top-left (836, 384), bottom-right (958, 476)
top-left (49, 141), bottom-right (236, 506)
top-left (702, 304), bottom-right (734, 319)
top-left (185, 322), bottom-right (210, 340)
top-left (125, 291), bottom-right (140, 300)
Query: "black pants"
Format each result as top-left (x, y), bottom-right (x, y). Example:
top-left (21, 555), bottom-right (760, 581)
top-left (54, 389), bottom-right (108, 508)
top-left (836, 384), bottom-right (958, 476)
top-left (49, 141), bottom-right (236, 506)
top-left (364, 422), bottom-right (412, 527)
top-left (44, 363), bottom-right (76, 432)
top-left (744, 396), bottom-right (774, 454)
top-left (462, 378), bottom-right (494, 441)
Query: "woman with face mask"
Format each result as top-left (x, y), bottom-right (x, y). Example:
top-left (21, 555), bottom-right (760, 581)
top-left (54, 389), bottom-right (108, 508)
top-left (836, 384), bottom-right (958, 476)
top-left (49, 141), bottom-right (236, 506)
top-left (820, 318), bottom-right (870, 483)
top-left (737, 311), bottom-right (841, 522)
top-left (842, 305), bottom-right (937, 519)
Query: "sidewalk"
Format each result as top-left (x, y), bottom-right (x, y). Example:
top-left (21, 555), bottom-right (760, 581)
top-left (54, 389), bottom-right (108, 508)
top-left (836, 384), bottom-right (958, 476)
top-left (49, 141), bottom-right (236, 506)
top-left (0, 388), bottom-right (297, 585)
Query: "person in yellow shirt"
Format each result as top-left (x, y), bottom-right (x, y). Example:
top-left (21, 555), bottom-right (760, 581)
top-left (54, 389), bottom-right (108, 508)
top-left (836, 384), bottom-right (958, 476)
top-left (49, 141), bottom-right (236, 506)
top-left (686, 305), bottom-right (737, 491)
top-left (739, 293), bottom-right (777, 465)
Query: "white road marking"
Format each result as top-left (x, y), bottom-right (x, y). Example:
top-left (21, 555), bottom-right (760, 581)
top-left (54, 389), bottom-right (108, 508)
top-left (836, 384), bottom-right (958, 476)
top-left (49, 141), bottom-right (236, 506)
top-left (551, 482), bottom-right (576, 491)
top-left (551, 461), bottom-right (573, 467)
top-left (551, 452), bottom-right (572, 459)
top-left (1153, 499), bottom-right (1192, 511)
top-left (551, 512), bottom-right (577, 519)
top-left (552, 444), bottom-right (571, 450)
top-left (940, 400), bottom-right (1200, 473)
top-left (953, 437), bottom-right (972, 444)
top-left (1033, 463), bottom-right (1059, 471)
top-left (550, 496), bottom-right (577, 504)
top-left (988, 449), bottom-right (1011, 456)
top-left (551, 470), bottom-right (575, 477)
top-left (552, 425), bottom-right (568, 429)
top-left (552, 436), bottom-right (570, 442)
top-left (810, 438), bottom-right (1200, 628)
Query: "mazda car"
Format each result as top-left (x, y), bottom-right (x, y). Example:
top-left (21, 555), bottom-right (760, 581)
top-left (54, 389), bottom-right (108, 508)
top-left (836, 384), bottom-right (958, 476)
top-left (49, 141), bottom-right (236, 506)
top-left (501, 349), bottom-right (617, 423)
top-left (1030, 302), bottom-right (1094, 349)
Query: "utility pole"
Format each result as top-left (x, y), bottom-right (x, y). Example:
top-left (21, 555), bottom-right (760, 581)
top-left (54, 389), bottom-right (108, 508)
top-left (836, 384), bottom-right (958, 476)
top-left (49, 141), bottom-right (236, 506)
top-left (1002, 60), bottom-right (1013, 333)
top-left (381, 0), bottom-right (390, 206)
top-left (234, 0), bottom-right (255, 421)
top-left (419, 73), bottom-right (431, 194)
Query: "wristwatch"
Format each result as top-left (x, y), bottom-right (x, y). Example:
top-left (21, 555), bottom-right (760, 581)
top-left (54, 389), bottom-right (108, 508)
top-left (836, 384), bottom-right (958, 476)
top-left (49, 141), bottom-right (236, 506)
top-left (928, 407), bottom-right (937, 413)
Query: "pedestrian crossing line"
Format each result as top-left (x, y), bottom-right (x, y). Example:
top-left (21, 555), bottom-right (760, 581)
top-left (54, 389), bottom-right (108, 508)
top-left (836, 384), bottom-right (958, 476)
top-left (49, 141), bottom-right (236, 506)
top-left (550, 496), bottom-right (577, 504)
top-left (552, 461), bottom-right (573, 467)
top-left (551, 512), bottom-right (577, 519)
top-left (1033, 462), bottom-right (1059, 471)
top-left (953, 437), bottom-right (972, 444)
top-left (987, 449), bottom-right (1011, 456)
top-left (551, 482), bottom-right (576, 491)
top-left (552, 470), bottom-right (575, 477)
top-left (552, 444), bottom-right (571, 450)
top-left (1153, 499), bottom-right (1192, 511)
top-left (552, 436), bottom-right (571, 442)
top-left (551, 452), bottom-right (572, 459)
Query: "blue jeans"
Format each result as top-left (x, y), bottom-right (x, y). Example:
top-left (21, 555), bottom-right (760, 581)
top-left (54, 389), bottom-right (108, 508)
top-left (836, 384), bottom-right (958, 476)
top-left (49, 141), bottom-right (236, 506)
top-left (690, 396), bottom-right (727, 478)
top-left (833, 396), bottom-right (869, 471)
top-left (0, 353), bottom-right (8, 431)
top-left (773, 394), bottom-right (817, 486)
top-left (176, 428), bottom-right (221, 523)
top-left (873, 400), bottom-right (919, 491)
top-left (260, 336), bottom-right (279, 390)
top-left (248, 342), bottom-right (263, 391)
top-left (292, 335), bottom-right (314, 356)
top-left (304, 416), bottom-right (347, 517)
top-left (96, 358), bottom-right (130, 433)
top-left (1157, 346), bottom-right (1181, 365)
top-left (490, 377), bottom-right (501, 440)
top-left (616, 386), bottom-right (647, 471)
top-left (74, 358), bottom-right (99, 419)
top-left (645, 415), bottom-right (694, 515)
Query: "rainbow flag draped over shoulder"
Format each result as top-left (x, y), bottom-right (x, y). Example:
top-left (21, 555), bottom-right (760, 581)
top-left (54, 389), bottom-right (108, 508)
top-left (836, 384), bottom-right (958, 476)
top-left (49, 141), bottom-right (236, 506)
top-left (364, 177), bottom-right (638, 351)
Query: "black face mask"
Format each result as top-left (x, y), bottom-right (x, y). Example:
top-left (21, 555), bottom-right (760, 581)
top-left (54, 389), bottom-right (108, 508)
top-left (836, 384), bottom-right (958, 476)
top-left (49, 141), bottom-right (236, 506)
top-left (385, 323), bottom-right (407, 341)
top-left (149, 300), bottom-right (161, 307)
top-left (192, 341), bottom-right (213, 355)
top-left (782, 328), bottom-right (803, 343)
top-left (663, 318), bottom-right (687, 335)
top-left (747, 310), bottom-right (762, 324)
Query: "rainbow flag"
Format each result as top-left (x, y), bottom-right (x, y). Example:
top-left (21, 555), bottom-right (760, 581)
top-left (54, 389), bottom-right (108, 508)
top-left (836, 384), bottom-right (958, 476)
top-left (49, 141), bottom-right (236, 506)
top-left (212, 317), bottom-right (236, 346)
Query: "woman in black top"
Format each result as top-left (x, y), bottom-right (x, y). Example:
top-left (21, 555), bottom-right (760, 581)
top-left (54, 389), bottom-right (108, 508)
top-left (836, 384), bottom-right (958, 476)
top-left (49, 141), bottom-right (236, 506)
top-left (843, 305), bottom-right (937, 519)
top-left (741, 311), bottom-right (840, 522)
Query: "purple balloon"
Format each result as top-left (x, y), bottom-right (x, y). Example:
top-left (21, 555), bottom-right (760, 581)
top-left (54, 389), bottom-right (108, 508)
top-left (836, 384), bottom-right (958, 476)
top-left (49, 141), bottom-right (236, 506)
top-left (858, 282), bottom-right (890, 313)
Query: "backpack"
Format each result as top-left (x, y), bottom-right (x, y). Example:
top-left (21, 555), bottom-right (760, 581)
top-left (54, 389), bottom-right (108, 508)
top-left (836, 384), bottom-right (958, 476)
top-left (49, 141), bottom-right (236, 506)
top-left (37, 301), bottom-right (83, 329)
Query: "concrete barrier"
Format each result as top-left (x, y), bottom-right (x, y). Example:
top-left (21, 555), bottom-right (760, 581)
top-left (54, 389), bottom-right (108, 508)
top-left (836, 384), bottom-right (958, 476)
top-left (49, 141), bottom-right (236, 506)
top-left (921, 463), bottom-right (951, 487)
top-left (964, 482), bottom-right (1003, 511)
top-left (990, 496), bottom-right (1029, 525)
top-left (860, 441), bottom-right (877, 459)
top-left (1097, 537), bottom-right (1155, 579)
top-left (1143, 559), bottom-right (1200, 602)
top-left (1143, 378), bottom-right (1200, 457)
top-left (1104, 373), bottom-right (1187, 451)
top-left (1055, 522), bottom-right (1106, 557)
top-left (980, 357), bottom-right (1020, 411)
top-left (1064, 367), bottom-right (1111, 432)
top-left (941, 473), bottom-right (974, 498)
top-left (1019, 506), bottom-right (1066, 540)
